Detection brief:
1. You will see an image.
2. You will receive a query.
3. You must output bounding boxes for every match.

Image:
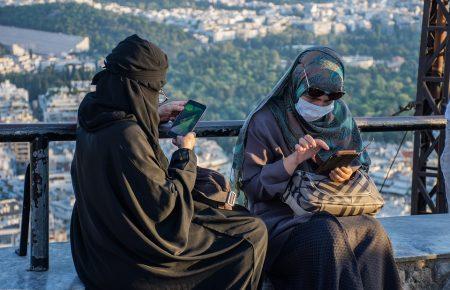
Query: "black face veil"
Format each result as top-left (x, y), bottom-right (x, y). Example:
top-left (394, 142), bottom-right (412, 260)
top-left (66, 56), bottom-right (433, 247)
top-left (78, 34), bottom-right (169, 169)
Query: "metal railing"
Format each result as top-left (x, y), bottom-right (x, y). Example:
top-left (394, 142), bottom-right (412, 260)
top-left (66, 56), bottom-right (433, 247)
top-left (0, 115), bottom-right (446, 271)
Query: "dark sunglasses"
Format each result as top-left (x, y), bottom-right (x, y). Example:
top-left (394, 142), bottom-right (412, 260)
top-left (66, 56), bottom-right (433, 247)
top-left (306, 87), bottom-right (345, 100)
top-left (303, 68), bottom-right (345, 101)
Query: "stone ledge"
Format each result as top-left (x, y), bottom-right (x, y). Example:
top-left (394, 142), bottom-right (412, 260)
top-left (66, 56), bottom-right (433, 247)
top-left (0, 214), bottom-right (449, 289)
top-left (379, 214), bottom-right (450, 263)
top-left (0, 242), bottom-right (82, 290)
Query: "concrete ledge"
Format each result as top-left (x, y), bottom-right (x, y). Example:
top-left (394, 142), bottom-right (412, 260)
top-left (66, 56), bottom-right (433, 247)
top-left (1, 214), bottom-right (450, 289)
top-left (0, 242), bottom-right (82, 290)
top-left (379, 214), bottom-right (450, 289)
top-left (380, 214), bottom-right (450, 263)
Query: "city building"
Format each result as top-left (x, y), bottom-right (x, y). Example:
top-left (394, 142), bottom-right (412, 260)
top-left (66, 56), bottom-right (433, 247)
top-left (0, 81), bottom-right (36, 170)
top-left (211, 30), bottom-right (236, 42)
top-left (0, 145), bottom-right (15, 179)
top-left (0, 44), bottom-right (96, 75)
top-left (39, 81), bottom-right (91, 123)
top-left (342, 55), bottom-right (375, 69)
top-left (387, 56), bottom-right (406, 72)
top-left (0, 198), bottom-right (21, 248)
top-left (333, 23), bottom-right (347, 34)
top-left (0, 0), bottom-right (425, 41)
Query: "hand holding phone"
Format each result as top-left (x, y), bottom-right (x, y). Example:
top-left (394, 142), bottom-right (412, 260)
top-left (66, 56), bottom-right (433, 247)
top-left (315, 150), bottom-right (359, 175)
top-left (329, 166), bottom-right (355, 183)
top-left (158, 100), bottom-right (188, 123)
top-left (172, 132), bottom-right (196, 150)
top-left (168, 100), bottom-right (207, 137)
top-left (315, 139), bottom-right (373, 175)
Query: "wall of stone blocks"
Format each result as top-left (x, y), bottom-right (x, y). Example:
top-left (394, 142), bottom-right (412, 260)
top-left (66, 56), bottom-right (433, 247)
top-left (398, 258), bottom-right (450, 290)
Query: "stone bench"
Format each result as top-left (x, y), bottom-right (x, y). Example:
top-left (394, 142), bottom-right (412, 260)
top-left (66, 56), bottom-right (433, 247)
top-left (380, 214), bottom-right (450, 290)
top-left (1, 214), bottom-right (450, 289)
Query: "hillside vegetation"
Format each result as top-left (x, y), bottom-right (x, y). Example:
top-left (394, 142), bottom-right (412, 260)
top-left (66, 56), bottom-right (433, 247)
top-left (0, 3), bottom-right (421, 145)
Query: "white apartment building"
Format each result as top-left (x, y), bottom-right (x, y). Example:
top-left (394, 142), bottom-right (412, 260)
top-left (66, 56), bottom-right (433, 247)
top-left (304, 22), bottom-right (332, 36)
top-left (0, 198), bottom-right (21, 248)
top-left (0, 81), bottom-right (36, 167)
top-left (342, 56), bottom-right (375, 69)
top-left (211, 30), bottom-right (236, 42)
top-left (39, 81), bottom-right (90, 123)
top-left (0, 199), bottom-right (21, 229)
top-left (0, 145), bottom-right (15, 178)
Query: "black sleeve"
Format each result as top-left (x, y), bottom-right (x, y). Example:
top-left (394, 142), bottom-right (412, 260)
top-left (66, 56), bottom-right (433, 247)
top-left (115, 133), bottom-right (197, 223)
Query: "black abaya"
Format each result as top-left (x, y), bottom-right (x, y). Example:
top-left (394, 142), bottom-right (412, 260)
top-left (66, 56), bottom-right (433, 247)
top-left (70, 35), bottom-right (267, 289)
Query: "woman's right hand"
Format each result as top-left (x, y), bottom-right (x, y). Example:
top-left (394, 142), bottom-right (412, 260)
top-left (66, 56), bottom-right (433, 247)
top-left (172, 132), bottom-right (196, 150)
top-left (283, 135), bottom-right (329, 175)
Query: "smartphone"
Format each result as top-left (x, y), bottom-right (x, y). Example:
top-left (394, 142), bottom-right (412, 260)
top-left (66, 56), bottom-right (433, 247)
top-left (315, 150), bottom-right (360, 175)
top-left (315, 140), bottom-right (373, 175)
top-left (168, 100), bottom-right (207, 138)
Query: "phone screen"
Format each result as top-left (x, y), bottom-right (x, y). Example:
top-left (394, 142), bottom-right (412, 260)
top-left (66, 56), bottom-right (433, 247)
top-left (169, 100), bottom-right (206, 137)
top-left (315, 151), bottom-right (359, 175)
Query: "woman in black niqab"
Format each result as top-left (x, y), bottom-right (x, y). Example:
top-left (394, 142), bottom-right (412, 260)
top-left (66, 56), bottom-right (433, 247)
top-left (70, 35), bottom-right (267, 290)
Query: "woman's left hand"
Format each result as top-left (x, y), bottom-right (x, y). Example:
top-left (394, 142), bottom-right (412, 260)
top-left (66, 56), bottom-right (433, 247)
top-left (329, 166), bottom-right (354, 183)
top-left (158, 100), bottom-right (188, 123)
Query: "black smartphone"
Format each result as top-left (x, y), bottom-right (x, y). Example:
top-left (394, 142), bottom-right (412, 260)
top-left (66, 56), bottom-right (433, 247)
top-left (315, 150), bottom-right (360, 175)
top-left (168, 100), bottom-right (207, 138)
top-left (315, 140), bottom-right (373, 175)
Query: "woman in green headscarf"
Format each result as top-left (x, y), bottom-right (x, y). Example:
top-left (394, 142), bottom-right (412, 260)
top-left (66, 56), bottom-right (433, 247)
top-left (232, 47), bottom-right (401, 289)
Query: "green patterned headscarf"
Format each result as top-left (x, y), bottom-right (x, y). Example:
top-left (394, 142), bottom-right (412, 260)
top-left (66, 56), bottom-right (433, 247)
top-left (231, 47), bottom-right (370, 194)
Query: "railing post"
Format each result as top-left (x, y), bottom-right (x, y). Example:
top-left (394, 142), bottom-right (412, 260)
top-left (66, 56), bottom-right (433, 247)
top-left (29, 137), bottom-right (49, 271)
top-left (16, 164), bottom-right (31, 256)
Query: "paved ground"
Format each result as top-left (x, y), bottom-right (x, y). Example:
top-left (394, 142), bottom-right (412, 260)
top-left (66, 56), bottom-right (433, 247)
top-left (1, 214), bottom-right (449, 289)
top-left (379, 214), bottom-right (450, 262)
top-left (0, 242), bottom-right (82, 290)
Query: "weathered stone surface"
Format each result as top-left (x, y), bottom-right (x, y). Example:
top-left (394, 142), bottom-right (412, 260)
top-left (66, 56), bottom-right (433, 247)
top-left (442, 278), bottom-right (450, 290)
top-left (398, 260), bottom-right (436, 289)
top-left (399, 269), bottom-right (406, 282)
top-left (436, 261), bottom-right (450, 282)
top-left (1, 214), bottom-right (449, 289)
top-left (379, 214), bottom-right (450, 262)
top-left (397, 259), bottom-right (450, 290)
top-left (0, 242), bottom-right (83, 290)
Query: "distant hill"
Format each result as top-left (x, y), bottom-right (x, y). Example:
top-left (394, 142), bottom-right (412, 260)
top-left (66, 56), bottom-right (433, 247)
top-left (0, 3), bottom-right (196, 55)
top-left (0, 3), bottom-right (421, 145)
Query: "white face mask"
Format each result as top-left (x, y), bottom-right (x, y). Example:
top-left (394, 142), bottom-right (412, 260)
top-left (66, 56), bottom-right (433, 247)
top-left (295, 97), bottom-right (334, 122)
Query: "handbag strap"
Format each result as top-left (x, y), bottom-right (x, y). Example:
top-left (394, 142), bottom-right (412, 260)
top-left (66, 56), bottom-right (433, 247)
top-left (192, 190), bottom-right (236, 210)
